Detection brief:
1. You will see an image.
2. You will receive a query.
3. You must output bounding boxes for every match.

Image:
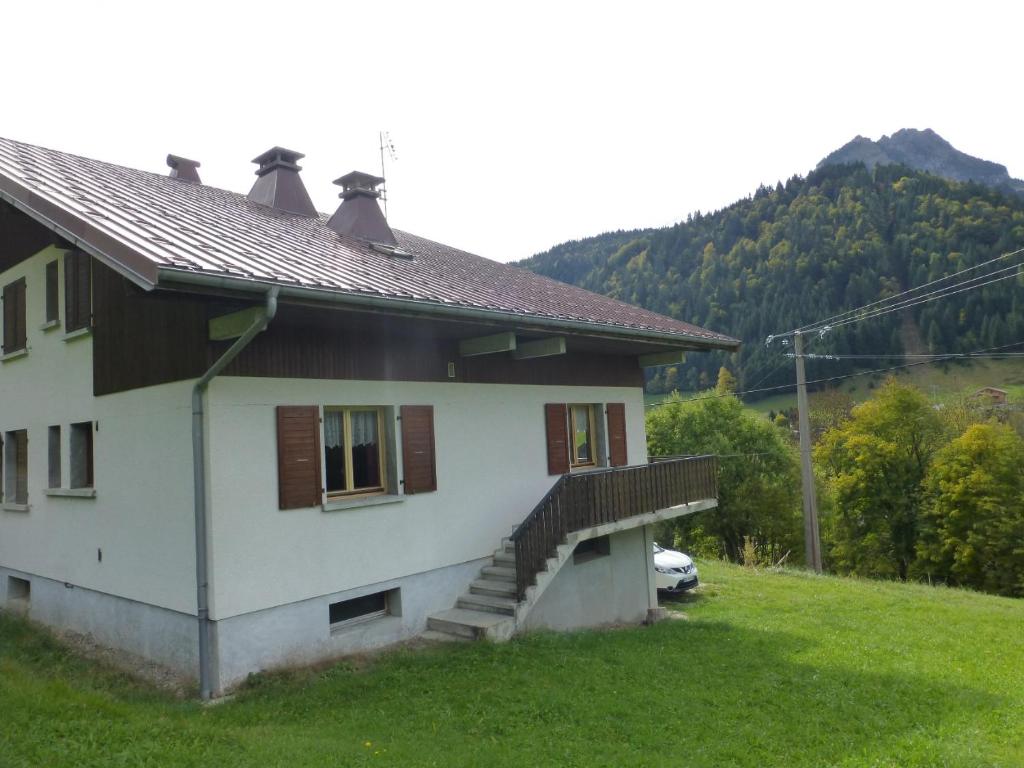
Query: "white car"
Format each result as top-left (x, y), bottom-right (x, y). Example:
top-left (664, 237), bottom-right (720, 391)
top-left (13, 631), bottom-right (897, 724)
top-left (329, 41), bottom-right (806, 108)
top-left (653, 543), bottom-right (699, 593)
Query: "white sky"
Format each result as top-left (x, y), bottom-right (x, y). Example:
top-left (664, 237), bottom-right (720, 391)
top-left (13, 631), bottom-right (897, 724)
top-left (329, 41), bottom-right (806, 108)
top-left (3, 1), bottom-right (1021, 263)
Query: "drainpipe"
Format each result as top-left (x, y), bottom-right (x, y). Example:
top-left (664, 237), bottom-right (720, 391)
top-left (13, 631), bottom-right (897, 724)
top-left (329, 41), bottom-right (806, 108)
top-left (192, 287), bottom-right (279, 699)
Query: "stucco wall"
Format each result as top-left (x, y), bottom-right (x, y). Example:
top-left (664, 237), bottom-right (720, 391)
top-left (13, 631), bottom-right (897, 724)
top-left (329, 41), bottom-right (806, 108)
top-left (522, 527), bottom-right (653, 631)
top-left (205, 376), bottom-right (648, 619)
top-left (0, 247), bottom-right (198, 615)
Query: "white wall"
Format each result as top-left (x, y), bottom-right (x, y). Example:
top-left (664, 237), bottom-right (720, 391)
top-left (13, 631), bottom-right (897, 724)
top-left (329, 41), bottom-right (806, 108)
top-left (206, 377), bottom-right (648, 619)
top-left (0, 247), bottom-right (198, 614)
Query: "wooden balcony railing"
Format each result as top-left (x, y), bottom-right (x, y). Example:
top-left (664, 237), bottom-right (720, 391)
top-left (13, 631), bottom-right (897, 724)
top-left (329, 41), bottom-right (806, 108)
top-left (510, 455), bottom-right (718, 600)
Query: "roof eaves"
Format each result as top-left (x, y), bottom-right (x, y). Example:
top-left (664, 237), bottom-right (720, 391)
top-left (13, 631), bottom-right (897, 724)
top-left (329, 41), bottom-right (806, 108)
top-left (156, 267), bottom-right (741, 351)
top-left (0, 173), bottom-right (159, 289)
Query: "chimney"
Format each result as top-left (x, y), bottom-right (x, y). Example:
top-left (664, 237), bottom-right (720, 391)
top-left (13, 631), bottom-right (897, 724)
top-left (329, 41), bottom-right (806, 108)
top-left (326, 171), bottom-right (396, 245)
top-left (246, 147), bottom-right (318, 217)
top-left (167, 154), bottom-right (201, 183)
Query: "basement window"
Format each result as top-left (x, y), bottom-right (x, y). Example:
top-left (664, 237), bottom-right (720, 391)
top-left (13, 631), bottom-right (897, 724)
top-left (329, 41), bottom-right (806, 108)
top-left (573, 535), bottom-right (611, 564)
top-left (7, 576), bottom-right (30, 614)
top-left (329, 589), bottom-right (398, 630)
top-left (70, 422), bottom-right (94, 489)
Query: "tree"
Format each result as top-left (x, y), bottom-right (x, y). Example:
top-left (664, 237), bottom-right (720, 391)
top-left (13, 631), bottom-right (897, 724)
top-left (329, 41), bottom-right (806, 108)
top-left (915, 423), bottom-right (1024, 597)
top-left (647, 392), bottom-right (802, 564)
top-left (814, 379), bottom-right (942, 580)
top-left (715, 366), bottom-right (737, 394)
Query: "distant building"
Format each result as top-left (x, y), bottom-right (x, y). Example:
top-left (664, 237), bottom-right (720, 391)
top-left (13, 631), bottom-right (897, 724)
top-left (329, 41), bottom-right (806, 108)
top-left (972, 387), bottom-right (1008, 406)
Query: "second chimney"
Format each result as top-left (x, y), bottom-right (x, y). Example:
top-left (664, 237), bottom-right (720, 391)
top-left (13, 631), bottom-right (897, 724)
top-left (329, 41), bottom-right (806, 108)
top-left (167, 154), bottom-right (201, 183)
top-left (246, 147), bottom-right (318, 217)
top-left (326, 171), bottom-right (396, 245)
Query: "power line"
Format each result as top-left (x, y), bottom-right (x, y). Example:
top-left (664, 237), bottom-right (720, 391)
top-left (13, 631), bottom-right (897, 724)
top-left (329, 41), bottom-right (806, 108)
top-left (769, 245), bottom-right (1024, 341)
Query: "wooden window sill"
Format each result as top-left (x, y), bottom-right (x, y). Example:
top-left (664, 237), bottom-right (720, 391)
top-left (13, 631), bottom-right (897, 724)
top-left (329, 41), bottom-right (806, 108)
top-left (40, 319), bottom-right (60, 331)
top-left (3, 503), bottom-right (30, 512)
top-left (322, 494), bottom-right (404, 513)
top-left (45, 488), bottom-right (97, 499)
top-left (1, 348), bottom-right (28, 362)
top-left (63, 327), bottom-right (91, 343)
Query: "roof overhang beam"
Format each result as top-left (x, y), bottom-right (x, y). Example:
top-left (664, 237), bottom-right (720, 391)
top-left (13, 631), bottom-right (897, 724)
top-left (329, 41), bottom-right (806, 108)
top-left (512, 336), bottom-right (566, 360)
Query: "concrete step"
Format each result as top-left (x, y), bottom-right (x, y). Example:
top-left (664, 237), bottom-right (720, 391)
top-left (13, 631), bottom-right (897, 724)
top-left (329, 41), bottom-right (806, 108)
top-left (470, 578), bottom-right (517, 597)
top-left (493, 550), bottom-right (515, 566)
top-left (419, 629), bottom-right (470, 644)
top-left (427, 608), bottom-right (514, 640)
top-left (481, 565), bottom-right (516, 582)
top-left (457, 592), bottom-right (519, 616)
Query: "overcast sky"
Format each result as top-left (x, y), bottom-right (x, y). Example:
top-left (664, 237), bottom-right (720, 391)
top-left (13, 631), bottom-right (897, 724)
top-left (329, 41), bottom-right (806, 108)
top-left (4, 1), bottom-right (1021, 263)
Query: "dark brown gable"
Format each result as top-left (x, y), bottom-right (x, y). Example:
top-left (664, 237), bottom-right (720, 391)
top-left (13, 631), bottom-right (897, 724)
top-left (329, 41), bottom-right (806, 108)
top-left (276, 406), bottom-right (322, 510)
top-left (64, 250), bottom-right (92, 332)
top-left (606, 403), bottom-right (628, 467)
top-left (545, 403), bottom-right (569, 475)
top-left (400, 405), bottom-right (437, 494)
top-left (2, 278), bottom-right (26, 354)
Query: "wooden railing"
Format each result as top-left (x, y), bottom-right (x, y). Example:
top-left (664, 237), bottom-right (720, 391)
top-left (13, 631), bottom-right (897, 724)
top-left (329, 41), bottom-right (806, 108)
top-left (510, 455), bottom-right (719, 600)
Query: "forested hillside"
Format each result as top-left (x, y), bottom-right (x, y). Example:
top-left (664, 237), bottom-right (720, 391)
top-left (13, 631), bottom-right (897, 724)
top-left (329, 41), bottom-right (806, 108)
top-left (519, 164), bottom-right (1024, 394)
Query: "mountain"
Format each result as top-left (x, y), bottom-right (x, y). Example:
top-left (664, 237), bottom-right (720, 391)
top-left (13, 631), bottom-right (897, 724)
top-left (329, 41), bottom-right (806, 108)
top-left (819, 129), bottom-right (1024, 196)
top-left (519, 162), bottom-right (1024, 396)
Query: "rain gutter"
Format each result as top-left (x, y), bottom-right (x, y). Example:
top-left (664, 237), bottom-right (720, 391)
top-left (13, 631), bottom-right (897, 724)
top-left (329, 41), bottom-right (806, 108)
top-left (192, 286), bottom-right (279, 699)
top-left (156, 268), bottom-right (740, 352)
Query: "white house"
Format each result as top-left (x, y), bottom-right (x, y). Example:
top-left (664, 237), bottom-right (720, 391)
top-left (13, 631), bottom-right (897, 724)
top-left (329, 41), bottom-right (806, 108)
top-left (0, 138), bottom-right (737, 696)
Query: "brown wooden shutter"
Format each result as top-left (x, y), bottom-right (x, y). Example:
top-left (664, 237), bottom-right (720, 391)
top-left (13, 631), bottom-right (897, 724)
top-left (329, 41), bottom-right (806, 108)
top-left (606, 402), bottom-right (628, 467)
top-left (401, 405), bottom-right (437, 494)
top-left (64, 251), bottom-right (91, 332)
top-left (3, 279), bottom-right (26, 353)
top-left (545, 403), bottom-right (569, 475)
top-left (276, 406), bottom-right (322, 510)
top-left (45, 261), bottom-right (59, 323)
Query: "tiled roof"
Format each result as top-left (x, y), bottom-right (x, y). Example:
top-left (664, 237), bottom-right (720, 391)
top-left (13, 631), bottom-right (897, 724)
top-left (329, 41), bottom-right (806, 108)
top-left (0, 137), bottom-right (737, 347)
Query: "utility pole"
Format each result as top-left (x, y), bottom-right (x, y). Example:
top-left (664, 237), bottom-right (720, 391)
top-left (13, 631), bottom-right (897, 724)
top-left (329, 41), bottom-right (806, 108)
top-left (794, 331), bottom-right (822, 573)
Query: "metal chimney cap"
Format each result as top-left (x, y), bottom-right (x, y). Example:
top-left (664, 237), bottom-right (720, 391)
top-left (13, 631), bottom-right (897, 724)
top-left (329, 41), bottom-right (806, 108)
top-left (166, 154), bottom-right (202, 183)
top-left (333, 170), bottom-right (385, 200)
top-left (251, 147), bottom-right (305, 177)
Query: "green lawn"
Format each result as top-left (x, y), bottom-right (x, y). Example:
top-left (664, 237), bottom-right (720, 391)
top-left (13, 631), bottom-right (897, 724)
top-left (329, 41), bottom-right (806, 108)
top-left (2, 562), bottom-right (1023, 767)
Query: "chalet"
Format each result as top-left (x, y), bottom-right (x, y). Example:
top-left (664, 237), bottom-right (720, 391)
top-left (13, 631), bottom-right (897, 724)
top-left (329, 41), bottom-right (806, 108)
top-left (971, 386), bottom-right (1008, 406)
top-left (0, 137), bottom-right (738, 697)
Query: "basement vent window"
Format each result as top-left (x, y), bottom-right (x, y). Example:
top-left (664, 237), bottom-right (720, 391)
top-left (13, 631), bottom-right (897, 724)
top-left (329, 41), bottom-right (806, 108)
top-left (573, 535), bottom-right (611, 564)
top-left (7, 575), bottom-right (30, 614)
top-left (329, 589), bottom-right (398, 630)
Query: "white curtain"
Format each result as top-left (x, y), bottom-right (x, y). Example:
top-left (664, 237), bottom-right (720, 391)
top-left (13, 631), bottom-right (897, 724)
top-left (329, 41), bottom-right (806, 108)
top-left (350, 411), bottom-right (378, 447)
top-left (324, 411), bottom-right (343, 449)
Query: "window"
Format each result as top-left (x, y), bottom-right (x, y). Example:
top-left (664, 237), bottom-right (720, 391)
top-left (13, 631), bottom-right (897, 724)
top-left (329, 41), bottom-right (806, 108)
top-left (48, 426), bottom-right (61, 488)
top-left (568, 404), bottom-right (596, 467)
top-left (2, 278), bottom-right (27, 355)
top-left (3, 430), bottom-right (29, 505)
top-left (64, 250), bottom-right (92, 333)
top-left (45, 260), bottom-right (59, 324)
top-left (329, 589), bottom-right (396, 629)
top-left (70, 422), bottom-right (94, 489)
top-left (324, 407), bottom-right (385, 497)
top-left (573, 535), bottom-right (611, 564)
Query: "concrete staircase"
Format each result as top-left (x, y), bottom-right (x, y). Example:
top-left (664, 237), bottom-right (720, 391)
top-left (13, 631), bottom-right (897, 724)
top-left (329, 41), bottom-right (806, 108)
top-left (425, 533), bottom-right (580, 642)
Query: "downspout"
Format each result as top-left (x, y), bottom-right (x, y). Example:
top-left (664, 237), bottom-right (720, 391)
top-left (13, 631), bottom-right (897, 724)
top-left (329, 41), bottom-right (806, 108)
top-left (192, 287), bottom-right (279, 699)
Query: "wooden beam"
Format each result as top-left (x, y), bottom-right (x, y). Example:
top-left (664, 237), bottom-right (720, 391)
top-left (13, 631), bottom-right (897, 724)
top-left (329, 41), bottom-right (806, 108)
top-left (458, 331), bottom-right (517, 357)
top-left (638, 351), bottom-right (686, 368)
top-left (512, 336), bottom-right (566, 360)
top-left (209, 306), bottom-right (265, 341)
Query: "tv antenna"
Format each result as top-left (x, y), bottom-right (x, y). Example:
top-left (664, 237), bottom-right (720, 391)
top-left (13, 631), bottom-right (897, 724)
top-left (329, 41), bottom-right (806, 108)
top-left (379, 131), bottom-right (397, 219)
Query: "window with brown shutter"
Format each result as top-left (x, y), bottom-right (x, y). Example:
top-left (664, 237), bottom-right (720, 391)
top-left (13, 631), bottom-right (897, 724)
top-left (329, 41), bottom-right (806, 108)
top-left (64, 250), bottom-right (92, 333)
top-left (606, 402), bottom-right (628, 467)
top-left (3, 278), bottom-right (27, 354)
top-left (400, 405), bottom-right (436, 494)
top-left (276, 406), bottom-right (322, 510)
top-left (545, 403), bottom-right (569, 475)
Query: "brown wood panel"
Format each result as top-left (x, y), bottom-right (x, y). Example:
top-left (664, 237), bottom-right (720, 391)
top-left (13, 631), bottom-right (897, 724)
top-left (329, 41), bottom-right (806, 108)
top-left (545, 403), bottom-right (569, 475)
top-left (2, 278), bottom-right (26, 354)
top-left (276, 406), bottom-right (322, 509)
top-left (0, 201), bottom-right (60, 274)
top-left (400, 405), bottom-right (437, 493)
top-left (64, 250), bottom-right (92, 332)
top-left (606, 402), bottom-right (628, 467)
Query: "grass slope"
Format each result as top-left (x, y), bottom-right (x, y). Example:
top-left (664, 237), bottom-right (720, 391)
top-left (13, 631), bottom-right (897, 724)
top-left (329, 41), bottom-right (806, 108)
top-left (1, 562), bottom-right (1022, 767)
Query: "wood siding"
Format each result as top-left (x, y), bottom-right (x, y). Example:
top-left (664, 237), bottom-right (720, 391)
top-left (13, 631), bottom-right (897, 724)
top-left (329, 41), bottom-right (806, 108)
top-left (276, 406), bottom-right (322, 510)
top-left (400, 405), bottom-right (437, 494)
top-left (606, 402), bottom-right (628, 467)
top-left (92, 269), bottom-right (645, 395)
top-left (544, 403), bottom-right (569, 475)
